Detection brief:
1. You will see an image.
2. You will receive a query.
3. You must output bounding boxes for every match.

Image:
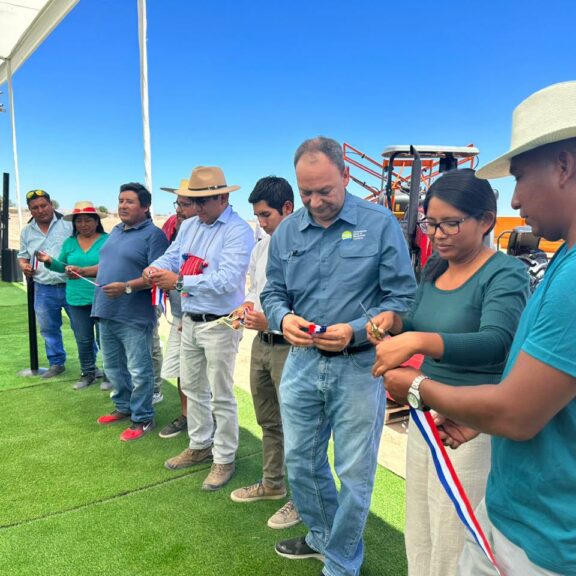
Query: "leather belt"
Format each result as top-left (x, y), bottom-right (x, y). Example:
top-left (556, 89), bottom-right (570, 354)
top-left (258, 331), bottom-right (288, 345)
top-left (185, 312), bottom-right (224, 322)
top-left (317, 343), bottom-right (373, 357)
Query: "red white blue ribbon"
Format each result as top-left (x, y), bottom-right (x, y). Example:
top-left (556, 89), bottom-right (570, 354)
top-left (410, 408), bottom-right (501, 575)
top-left (151, 284), bottom-right (167, 314)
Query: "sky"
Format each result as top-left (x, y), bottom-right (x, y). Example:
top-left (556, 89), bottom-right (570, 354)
top-left (0, 0), bottom-right (575, 222)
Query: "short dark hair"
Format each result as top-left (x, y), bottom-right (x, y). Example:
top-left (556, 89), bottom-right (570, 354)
top-left (294, 136), bottom-right (345, 174)
top-left (248, 176), bottom-right (294, 213)
top-left (72, 213), bottom-right (105, 236)
top-left (119, 182), bottom-right (152, 208)
top-left (119, 182), bottom-right (152, 218)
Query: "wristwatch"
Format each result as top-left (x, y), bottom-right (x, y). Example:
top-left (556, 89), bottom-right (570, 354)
top-left (175, 275), bottom-right (184, 292)
top-left (407, 374), bottom-right (431, 411)
top-left (124, 282), bottom-right (133, 295)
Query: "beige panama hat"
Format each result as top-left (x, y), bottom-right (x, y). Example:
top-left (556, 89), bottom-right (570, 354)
top-left (64, 201), bottom-right (107, 221)
top-left (160, 178), bottom-right (190, 194)
top-left (183, 166), bottom-right (240, 197)
top-left (477, 81), bottom-right (576, 179)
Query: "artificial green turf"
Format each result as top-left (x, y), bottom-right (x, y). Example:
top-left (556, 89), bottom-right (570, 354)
top-left (0, 281), bottom-right (407, 576)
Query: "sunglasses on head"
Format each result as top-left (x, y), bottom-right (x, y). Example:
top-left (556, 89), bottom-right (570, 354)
top-left (26, 190), bottom-right (50, 201)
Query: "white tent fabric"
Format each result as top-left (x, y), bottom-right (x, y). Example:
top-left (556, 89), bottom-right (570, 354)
top-left (0, 0), bottom-right (79, 85)
top-left (0, 0), bottom-right (79, 234)
top-left (0, 0), bottom-right (154, 226)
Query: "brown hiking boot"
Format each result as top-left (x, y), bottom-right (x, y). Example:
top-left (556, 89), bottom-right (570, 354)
top-left (230, 481), bottom-right (287, 503)
top-left (164, 447), bottom-right (213, 470)
top-left (202, 462), bottom-right (235, 491)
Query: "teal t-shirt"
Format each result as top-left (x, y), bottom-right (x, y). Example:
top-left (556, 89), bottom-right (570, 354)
top-left (48, 234), bottom-right (108, 306)
top-left (487, 243), bottom-right (576, 575)
top-left (403, 252), bottom-right (529, 386)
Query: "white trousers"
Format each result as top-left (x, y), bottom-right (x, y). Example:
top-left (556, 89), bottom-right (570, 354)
top-left (457, 499), bottom-right (563, 576)
top-left (405, 420), bottom-right (491, 576)
top-left (180, 316), bottom-right (241, 464)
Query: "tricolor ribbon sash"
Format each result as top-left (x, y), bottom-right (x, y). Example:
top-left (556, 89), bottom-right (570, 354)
top-left (410, 408), bottom-right (501, 575)
top-left (151, 285), bottom-right (167, 315)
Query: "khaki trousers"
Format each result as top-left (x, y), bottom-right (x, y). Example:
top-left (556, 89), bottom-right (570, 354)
top-left (250, 335), bottom-right (290, 489)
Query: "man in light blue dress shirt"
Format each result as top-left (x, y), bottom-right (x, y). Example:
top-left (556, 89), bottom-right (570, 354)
top-left (145, 166), bottom-right (254, 491)
top-left (261, 137), bottom-right (416, 576)
top-left (18, 190), bottom-right (73, 378)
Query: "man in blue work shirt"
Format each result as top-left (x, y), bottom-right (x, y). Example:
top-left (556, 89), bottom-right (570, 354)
top-left (18, 190), bottom-right (73, 379)
top-left (144, 166), bottom-right (254, 491)
top-left (261, 137), bottom-right (416, 576)
top-left (93, 183), bottom-right (169, 442)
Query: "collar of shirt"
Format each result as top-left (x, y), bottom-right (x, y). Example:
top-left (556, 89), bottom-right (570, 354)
top-left (297, 191), bottom-right (358, 231)
top-left (201, 204), bottom-right (233, 228)
top-left (115, 218), bottom-right (153, 233)
top-left (31, 213), bottom-right (59, 233)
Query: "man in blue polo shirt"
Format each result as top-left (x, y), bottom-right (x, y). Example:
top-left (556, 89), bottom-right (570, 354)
top-left (93, 182), bottom-right (169, 442)
top-left (18, 190), bottom-right (73, 379)
top-left (261, 137), bottom-right (416, 576)
top-left (381, 81), bottom-right (576, 576)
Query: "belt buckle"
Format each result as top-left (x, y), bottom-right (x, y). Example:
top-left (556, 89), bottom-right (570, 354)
top-left (260, 331), bottom-right (273, 345)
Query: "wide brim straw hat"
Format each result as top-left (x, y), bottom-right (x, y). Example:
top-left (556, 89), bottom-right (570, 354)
top-left (160, 178), bottom-right (190, 195)
top-left (180, 166), bottom-right (240, 198)
top-left (477, 81), bottom-right (576, 180)
top-left (64, 201), bottom-right (107, 221)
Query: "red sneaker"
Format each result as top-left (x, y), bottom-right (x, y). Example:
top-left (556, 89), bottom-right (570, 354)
top-left (97, 410), bottom-right (131, 425)
top-left (120, 420), bottom-right (155, 442)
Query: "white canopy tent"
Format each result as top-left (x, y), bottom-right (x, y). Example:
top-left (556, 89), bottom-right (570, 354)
top-left (0, 0), bottom-right (154, 234)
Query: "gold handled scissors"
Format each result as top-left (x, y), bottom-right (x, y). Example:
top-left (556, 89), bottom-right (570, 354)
top-left (360, 302), bottom-right (385, 341)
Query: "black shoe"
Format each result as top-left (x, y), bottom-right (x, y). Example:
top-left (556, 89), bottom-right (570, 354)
top-left (158, 415), bottom-right (188, 439)
top-left (275, 537), bottom-right (324, 562)
top-left (73, 372), bottom-right (97, 390)
top-left (41, 365), bottom-right (65, 379)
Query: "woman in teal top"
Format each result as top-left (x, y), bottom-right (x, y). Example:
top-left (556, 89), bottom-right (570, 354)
top-left (368, 169), bottom-right (530, 576)
top-left (37, 202), bottom-right (108, 389)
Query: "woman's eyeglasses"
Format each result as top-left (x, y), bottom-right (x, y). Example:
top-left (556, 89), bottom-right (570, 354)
top-left (418, 217), bottom-right (470, 236)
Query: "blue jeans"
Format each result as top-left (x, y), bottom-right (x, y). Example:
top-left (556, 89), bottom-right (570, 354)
top-left (67, 305), bottom-right (99, 375)
top-left (99, 319), bottom-right (154, 423)
top-left (280, 347), bottom-right (386, 576)
top-left (34, 283), bottom-right (70, 367)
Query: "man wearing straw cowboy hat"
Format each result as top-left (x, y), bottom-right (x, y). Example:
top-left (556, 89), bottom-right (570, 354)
top-left (18, 189), bottom-right (73, 379)
top-left (144, 166), bottom-right (254, 491)
top-left (381, 81), bottom-right (576, 576)
top-left (155, 179), bottom-right (198, 440)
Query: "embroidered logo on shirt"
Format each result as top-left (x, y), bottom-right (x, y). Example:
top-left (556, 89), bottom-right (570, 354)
top-left (353, 230), bottom-right (367, 240)
top-left (341, 231), bottom-right (353, 240)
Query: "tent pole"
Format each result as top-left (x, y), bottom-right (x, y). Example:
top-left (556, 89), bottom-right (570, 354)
top-left (6, 59), bottom-right (24, 243)
top-left (137, 0), bottom-right (154, 216)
